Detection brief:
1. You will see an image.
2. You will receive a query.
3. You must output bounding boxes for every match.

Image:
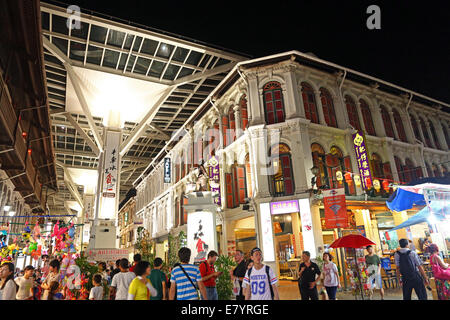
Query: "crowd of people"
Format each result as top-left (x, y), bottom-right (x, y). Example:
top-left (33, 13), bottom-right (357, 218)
top-left (0, 239), bottom-right (448, 300)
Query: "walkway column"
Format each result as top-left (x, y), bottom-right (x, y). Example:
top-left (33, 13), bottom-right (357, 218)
top-left (355, 101), bottom-right (367, 133)
top-left (234, 105), bottom-right (242, 139)
top-left (424, 120), bottom-right (437, 149)
top-left (314, 90), bottom-right (327, 126)
top-left (388, 109), bottom-right (400, 141)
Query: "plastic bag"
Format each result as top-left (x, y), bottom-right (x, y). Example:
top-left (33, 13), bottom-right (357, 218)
top-left (232, 278), bottom-right (241, 296)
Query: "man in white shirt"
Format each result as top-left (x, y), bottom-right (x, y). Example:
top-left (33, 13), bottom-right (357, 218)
top-left (243, 247), bottom-right (279, 300)
top-left (110, 258), bottom-right (135, 300)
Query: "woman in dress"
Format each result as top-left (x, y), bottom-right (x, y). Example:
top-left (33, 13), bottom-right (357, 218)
top-left (322, 252), bottom-right (340, 300)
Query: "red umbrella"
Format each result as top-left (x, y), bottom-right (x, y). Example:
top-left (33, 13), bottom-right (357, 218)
top-left (329, 234), bottom-right (375, 249)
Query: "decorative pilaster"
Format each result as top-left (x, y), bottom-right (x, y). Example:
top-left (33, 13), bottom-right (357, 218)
top-left (314, 90), bottom-right (327, 126)
top-left (234, 105), bottom-right (242, 138)
top-left (388, 110), bottom-right (400, 141)
top-left (356, 101), bottom-right (366, 133)
top-left (424, 119), bottom-right (437, 149)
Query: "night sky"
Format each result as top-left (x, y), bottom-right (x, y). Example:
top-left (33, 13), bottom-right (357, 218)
top-left (49, 0), bottom-right (450, 105)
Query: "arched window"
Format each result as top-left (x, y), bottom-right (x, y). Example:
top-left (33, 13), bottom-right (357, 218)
top-left (301, 82), bottom-right (319, 124)
top-left (380, 106), bottom-right (395, 138)
top-left (345, 95), bottom-right (361, 131)
top-left (263, 81), bottom-right (285, 125)
top-left (392, 109), bottom-right (407, 142)
top-left (320, 88), bottom-right (337, 128)
top-left (269, 143), bottom-right (294, 196)
top-left (240, 94), bottom-right (248, 130)
top-left (394, 156), bottom-right (405, 183)
top-left (442, 123), bottom-right (450, 149)
top-left (360, 99), bottom-right (376, 136)
top-left (420, 117), bottom-right (432, 147)
top-left (410, 115), bottom-right (422, 142)
top-left (429, 121), bottom-right (441, 150)
top-left (226, 162), bottom-right (248, 209)
top-left (228, 107), bottom-right (236, 145)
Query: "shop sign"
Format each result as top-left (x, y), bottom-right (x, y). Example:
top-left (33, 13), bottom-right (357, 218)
top-left (270, 200), bottom-right (299, 215)
top-left (352, 131), bottom-right (372, 189)
top-left (208, 156), bottom-right (221, 206)
top-left (259, 203), bottom-right (275, 261)
top-left (102, 131), bottom-right (120, 197)
top-left (323, 188), bottom-right (348, 229)
top-left (298, 199), bottom-right (317, 258)
top-left (356, 225), bottom-right (366, 237)
top-left (187, 211), bottom-right (216, 264)
top-left (86, 248), bottom-right (129, 262)
top-left (164, 157), bottom-right (171, 183)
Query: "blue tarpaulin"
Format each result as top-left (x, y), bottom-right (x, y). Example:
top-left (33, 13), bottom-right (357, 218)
top-left (390, 202), bottom-right (449, 231)
top-left (386, 188), bottom-right (426, 212)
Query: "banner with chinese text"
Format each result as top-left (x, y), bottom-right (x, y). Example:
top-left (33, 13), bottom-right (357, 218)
top-left (208, 156), bottom-right (221, 206)
top-left (323, 188), bottom-right (348, 228)
top-left (352, 131), bottom-right (372, 189)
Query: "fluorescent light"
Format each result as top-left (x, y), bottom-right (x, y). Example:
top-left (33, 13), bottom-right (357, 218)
top-left (4, 205), bottom-right (11, 211)
top-left (8, 211), bottom-right (15, 217)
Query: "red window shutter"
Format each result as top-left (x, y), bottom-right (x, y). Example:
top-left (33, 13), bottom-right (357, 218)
top-left (183, 197), bottom-right (188, 225)
top-left (241, 107), bottom-right (248, 129)
top-left (225, 173), bottom-right (235, 208)
top-left (382, 162), bottom-right (393, 180)
top-left (415, 166), bottom-right (423, 179)
top-left (281, 154), bottom-right (294, 195)
top-left (176, 163), bottom-right (180, 182)
top-left (343, 156), bottom-right (355, 195)
top-left (237, 166), bottom-right (247, 204)
top-left (232, 166), bottom-right (239, 207)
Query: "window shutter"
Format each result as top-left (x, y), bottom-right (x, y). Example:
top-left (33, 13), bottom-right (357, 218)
top-left (325, 154), bottom-right (335, 188)
top-left (232, 166), bottom-right (239, 207)
top-left (175, 199), bottom-right (180, 227)
top-left (281, 154), bottom-right (294, 195)
top-left (312, 152), bottom-right (322, 187)
top-left (237, 166), bottom-right (247, 204)
top-left (225, 173), bottom-right (235, 208)
top-left (241, 106), bottom-right (248, 129)
top-left (182, 196), bottom-right (188, 225)
top-left (382, 162), bottom-right (393, 180)
top-left (343, 156), bottom-right (355, 195)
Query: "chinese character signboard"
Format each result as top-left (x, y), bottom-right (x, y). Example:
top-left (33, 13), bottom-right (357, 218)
top-left (86, 248), bottom-right (129, 262)
top-left (82, 194), bottom-right (94, 224)
top-left (208, 156), bottom-right (221, 206)
top-left (323, 188), bottom-right (348, 229)
top-left (270, 200), bottom-right (299, 215)
top-left (352, 131), bottom-right (372, 189)
top-left (102, 131), bottom-right (120, 198)
top-left (164, 157), bottom-right (171, 183)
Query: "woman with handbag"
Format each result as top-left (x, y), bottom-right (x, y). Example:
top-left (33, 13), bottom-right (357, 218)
top-left (428, 244), bottom-right (450, 300)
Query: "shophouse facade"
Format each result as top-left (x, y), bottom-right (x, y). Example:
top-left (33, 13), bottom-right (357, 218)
top-left (134, 51), bottom-right (450, 277)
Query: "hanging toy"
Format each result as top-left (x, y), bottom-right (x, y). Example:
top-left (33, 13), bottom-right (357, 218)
top-left (22, 221), bottom-right (32, 241)
top-left (33, 222), bottom-right (41, 241)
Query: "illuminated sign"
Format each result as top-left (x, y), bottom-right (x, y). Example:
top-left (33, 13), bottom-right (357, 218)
top-left (298, 198), bottom-right (317, 259)
top-left (323, 188), bottom-right (348, 228)
top-left (164, 158), bottom-right (171, 183)
top-left (270, 200), bottom-right (299, 215)
top-left (352, 131), bottom-right (372, 189)
top-left (208, 156), bottom-right (221, 206)
top-left (259, 203), bottom-right (275, 262)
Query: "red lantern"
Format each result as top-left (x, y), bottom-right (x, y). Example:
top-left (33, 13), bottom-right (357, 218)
top-left (344, 172), bottom-right (352, 184)
top-left (365, 177), bottom-right (372, 189)
top-left (27, 148), bottom-right (32, 156)
top-left (22, 132), bottom-right (27, 138)
top-left (382, 180), bottom-right (390, 192)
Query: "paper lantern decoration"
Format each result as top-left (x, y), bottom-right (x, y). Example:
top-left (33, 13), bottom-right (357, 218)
top-left (382, 179), bottom-right (390, 192)
top-left (344, 172), bottom-right (352, 184)
top-left (373, 179), bottom-right (381, 191)
top-left (336, 170), bottom-right (343, 182)
top-left (365, 177), bottom-right (372, 189)
top-left (354, 175), bottom-right (361, 187)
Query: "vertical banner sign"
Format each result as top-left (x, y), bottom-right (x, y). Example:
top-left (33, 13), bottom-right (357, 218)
top-left (164, 158), bottom-right (171, 183)
top-left (187, 211), bottom-right (216, 264)
top-left (101, 131), bottom-right (121, 219)
top-left (208, 156), bottom-right (221, 206)
top-left (83, 194), bottom-right (94, 224)
top-left (298, 199), bottom-right (317, 259)
top-left (323, 188), bottom-right (349, 228)
top-left (259, 203), bottom-right (275, 262)
top-left (352, 131), bottom-right (372, 189)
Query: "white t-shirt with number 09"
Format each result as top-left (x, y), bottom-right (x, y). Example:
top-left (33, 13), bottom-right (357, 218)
top-left (243, 265), bottom-right (278, 300)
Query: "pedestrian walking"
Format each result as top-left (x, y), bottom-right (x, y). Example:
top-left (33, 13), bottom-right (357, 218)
top-left (322, 252), bottom-right (340, 300)
top-left (428, 243), bottom-right (450, 299)
top-left (15, 265), bottom-right (35, 300)
top-left (0, 262), bottom-right (17, 300)
top-left (243, 247), bottom-right (279, 300)
top-left (199, 250), bottom-right (222, 300)
top-left (148, 257), bottom-right (168, 300)
top-left (169, 247), bottom-right (207, 300)
top-left (298, 251), bottom-right (321, 300)
top-left (110, 259), bottom-right (121, 281)
top-left (110, 258), bottom-right (135, 300)
top-left (127, 261), bottom-right (157, 300)
top-left (89, 274), bottom-right (104, 300)
top-left (130, 254), bottom-right (141, 273)
top-left (231, 250), bottom-right (247, 300)
top-left (40, 259), bottom-right (61, 300)
top-left (395, 238), bottom-right (429, 300)
top-left (365, 245), bottom-right (385, 300)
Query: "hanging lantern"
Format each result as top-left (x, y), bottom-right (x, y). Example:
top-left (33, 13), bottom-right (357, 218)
top-left (354, 174), bottom-right (361, 187)
top-left (382, 179), bottom-right (390, 192)
top-left (373, 179), bottom-right (381, 192)
top-left (344, 172), bottom-right (352, 184)
top-left (336, 170), bottom-right (343, 182)
top-left (27, 148), bottom-right (32, 156)
top-left (365, 177), bottom-right (372, 189)
top-left (22, 132), bottom-right (27, 138)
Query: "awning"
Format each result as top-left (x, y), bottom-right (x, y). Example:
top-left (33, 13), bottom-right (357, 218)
top-left (390, 202), bottom-right (449, 231)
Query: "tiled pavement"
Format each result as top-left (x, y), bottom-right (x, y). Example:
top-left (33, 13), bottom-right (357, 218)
top-left (277, 280), bottom-right (434, 300)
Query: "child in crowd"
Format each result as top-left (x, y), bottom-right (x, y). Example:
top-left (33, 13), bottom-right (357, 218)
top-left (48, 281), bottom-right (63, 300)
top-left (89, 274), bottom-right (104, 300)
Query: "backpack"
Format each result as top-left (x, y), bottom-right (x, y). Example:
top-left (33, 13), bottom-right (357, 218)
top-left (247, 265), bottom-right (274, 300)
top-left (397, 250), bottom-right (417, 279)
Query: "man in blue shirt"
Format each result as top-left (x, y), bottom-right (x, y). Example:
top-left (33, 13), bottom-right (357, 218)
top-left (395, 238), bottom-right (430, 300)
top-left (169, 247), bottom-right (208, 300)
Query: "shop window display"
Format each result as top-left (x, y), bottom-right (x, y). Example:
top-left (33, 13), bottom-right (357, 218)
top-left (345, 248), bottom-right (371, 299)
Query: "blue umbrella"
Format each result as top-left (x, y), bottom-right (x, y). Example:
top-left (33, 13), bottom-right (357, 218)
top-left (390, 202), bottom-right (449, 231)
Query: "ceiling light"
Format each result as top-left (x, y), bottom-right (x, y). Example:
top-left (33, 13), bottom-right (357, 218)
top-left (3, 205), bottom-right (11, 211)
top-left (8, 211), bottom-right (15, 217)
